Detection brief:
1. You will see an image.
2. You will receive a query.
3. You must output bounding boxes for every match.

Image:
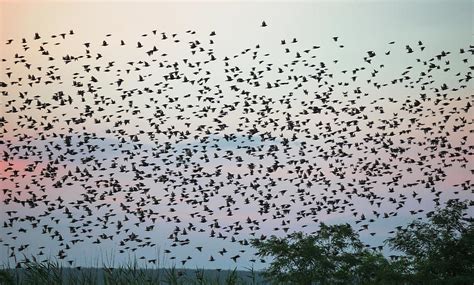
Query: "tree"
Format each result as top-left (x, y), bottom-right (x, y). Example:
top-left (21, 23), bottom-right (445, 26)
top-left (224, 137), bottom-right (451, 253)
top-left (386, 199), bottom-right (474, 284)
top-left (251, 200), bottom-right (473, 284)
top-left (251, 223), bottom-right (399, 284)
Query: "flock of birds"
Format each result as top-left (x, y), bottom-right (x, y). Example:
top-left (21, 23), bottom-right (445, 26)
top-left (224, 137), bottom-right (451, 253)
top-left (0, 22), bottom-right (473, 269)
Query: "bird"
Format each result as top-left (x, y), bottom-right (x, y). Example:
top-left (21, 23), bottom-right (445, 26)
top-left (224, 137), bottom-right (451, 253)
top-left (0, 24), bottom-right (470, 272)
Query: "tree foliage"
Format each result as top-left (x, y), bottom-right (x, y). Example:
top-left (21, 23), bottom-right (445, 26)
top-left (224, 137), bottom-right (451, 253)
top-left (251, 223), bottom-right (400, 284)
top-left (386, 199), bottom-right (474, 284)
top-left (251, 200), bottom-right (473, 285)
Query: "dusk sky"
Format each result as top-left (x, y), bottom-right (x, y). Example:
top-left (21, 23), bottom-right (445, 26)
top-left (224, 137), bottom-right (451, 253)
top-left (0, 0), bottom-right (472, 270)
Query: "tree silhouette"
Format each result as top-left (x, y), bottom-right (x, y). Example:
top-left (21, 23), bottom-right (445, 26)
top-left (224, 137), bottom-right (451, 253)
top-left (251, 223), bottom-right (401, 284)
top-left (251, 200), bottom-right (473, 284)
top-left (386, 199), bottom-right (474, 284)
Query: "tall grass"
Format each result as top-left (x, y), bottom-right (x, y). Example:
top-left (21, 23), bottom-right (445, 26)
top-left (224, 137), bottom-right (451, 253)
top-left (23, 260), bottom-right (63, 285)
top-left (0, 257), bottom-right (267, 285)
top-left (0, 269), bottom-right (15, 285)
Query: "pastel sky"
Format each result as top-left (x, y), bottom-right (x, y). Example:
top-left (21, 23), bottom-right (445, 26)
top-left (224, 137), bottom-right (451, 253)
top-left (0, 0), bottom-right (472, 270)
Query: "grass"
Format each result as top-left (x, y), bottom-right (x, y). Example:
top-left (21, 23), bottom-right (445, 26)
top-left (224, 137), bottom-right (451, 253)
top-left (0, 258), bottom-right (268, 285)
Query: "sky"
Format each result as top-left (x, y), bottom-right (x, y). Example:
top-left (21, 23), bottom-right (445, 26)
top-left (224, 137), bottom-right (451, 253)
top-left (0, 0), bottom-right (473, 270)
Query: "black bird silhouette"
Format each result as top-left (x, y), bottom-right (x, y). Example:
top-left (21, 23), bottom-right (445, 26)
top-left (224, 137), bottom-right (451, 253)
top-left (0, 24), bottom-right (471, 270)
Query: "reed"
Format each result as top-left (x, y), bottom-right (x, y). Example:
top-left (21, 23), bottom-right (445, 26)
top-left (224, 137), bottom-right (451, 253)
top-left (0, 257), bottom-right (267, 285)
